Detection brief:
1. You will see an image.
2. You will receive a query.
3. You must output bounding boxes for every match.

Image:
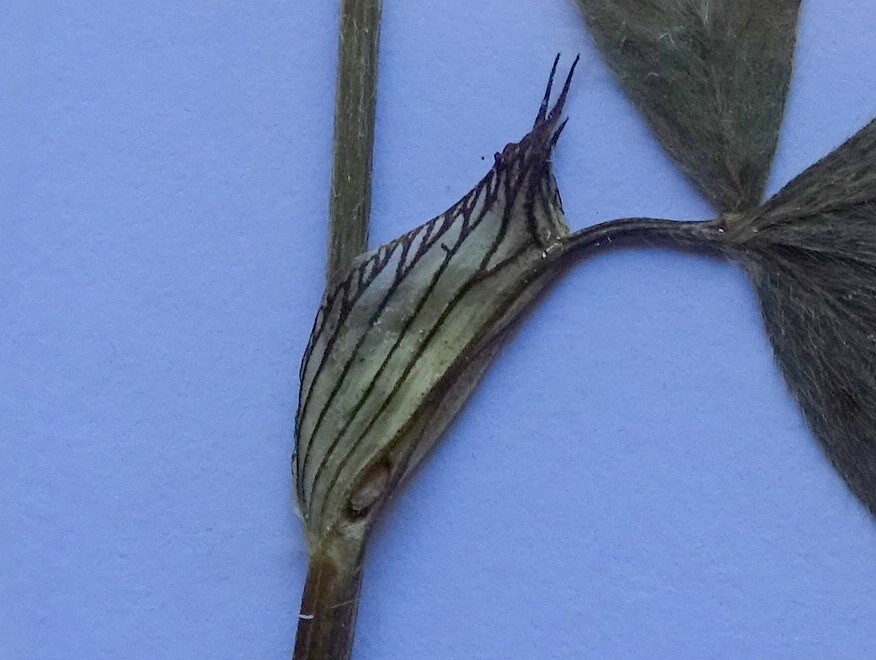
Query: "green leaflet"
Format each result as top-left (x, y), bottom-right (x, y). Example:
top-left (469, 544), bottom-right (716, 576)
top-left (294, 59), bottom-right (578, 546)
top-left (724, 119), bottom-right (876, 515)
top-left (577, 0), bottom-right (800, 212)
top-left (575, 0), bottom-right (876, 517)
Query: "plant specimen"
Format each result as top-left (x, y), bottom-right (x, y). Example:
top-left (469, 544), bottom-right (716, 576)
top-left (291, 1), bottom-right (875, 657)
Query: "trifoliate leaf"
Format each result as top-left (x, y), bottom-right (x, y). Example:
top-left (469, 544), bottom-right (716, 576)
top-left (724, 118), bottom-right (876, 515)
top-left (577, 0), bottom-right (800, 212)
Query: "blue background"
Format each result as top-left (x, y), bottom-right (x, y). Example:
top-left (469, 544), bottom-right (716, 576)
top-left (4, 1), bottom-right (876, 658)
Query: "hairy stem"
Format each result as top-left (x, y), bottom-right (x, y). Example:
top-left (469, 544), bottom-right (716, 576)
top-left (327, 0), bottom-right (383, 286)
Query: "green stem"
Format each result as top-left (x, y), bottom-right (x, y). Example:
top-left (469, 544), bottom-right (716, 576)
top-left (326, 0), bottom-right (383, 286)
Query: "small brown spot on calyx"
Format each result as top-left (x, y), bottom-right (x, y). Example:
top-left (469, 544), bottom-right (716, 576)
top-left (347, 458), bottom-right (392, 518)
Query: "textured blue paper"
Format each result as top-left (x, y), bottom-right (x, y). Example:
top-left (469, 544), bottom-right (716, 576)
top-left (3, 1), bottom-right (876, 658)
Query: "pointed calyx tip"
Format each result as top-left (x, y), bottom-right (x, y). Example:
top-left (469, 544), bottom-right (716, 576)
top-left (534, 54), bottom-right (580, 129)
